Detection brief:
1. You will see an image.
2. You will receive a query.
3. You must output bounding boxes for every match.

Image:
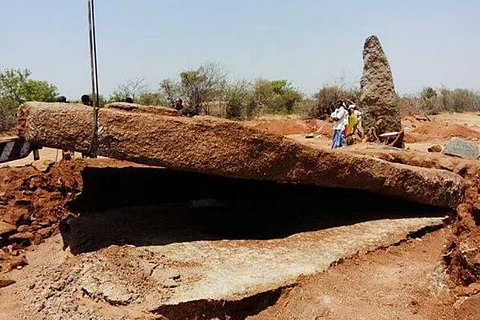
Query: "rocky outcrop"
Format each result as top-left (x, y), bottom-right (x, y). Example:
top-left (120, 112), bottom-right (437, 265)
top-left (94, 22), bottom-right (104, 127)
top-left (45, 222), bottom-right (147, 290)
top-left (360, 35), bottom-right (401, 135)
top-left (17, 102), bottom-right (465, 208)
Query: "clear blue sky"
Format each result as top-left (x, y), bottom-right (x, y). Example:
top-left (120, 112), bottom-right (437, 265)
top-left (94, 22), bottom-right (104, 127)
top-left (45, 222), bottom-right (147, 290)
top-left (1, 0), bottom-right (479, 99)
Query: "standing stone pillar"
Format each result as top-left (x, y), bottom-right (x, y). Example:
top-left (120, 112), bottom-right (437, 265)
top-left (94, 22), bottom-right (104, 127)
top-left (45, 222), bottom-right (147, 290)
top-left (360, 35), bottom-right (401, 135)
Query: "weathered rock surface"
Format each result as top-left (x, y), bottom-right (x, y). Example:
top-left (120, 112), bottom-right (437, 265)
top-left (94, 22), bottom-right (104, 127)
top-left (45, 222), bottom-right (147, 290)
top-left (0, 222), bottom-right (16, 236)
top-left (104, 102), bottom-right (177, 116)
top-left (360, 35), bottom-right (401, 134)
top-left (443, 137), bottom-right (479, 159)
top-left (17, 102), bottom-right (465, 208)
top-left (12, 217), bottom-right (445, 319)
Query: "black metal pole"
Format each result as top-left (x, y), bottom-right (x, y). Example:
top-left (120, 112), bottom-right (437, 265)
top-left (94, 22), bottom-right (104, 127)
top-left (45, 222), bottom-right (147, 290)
top-left (87, 0), bottom-right (99, 157)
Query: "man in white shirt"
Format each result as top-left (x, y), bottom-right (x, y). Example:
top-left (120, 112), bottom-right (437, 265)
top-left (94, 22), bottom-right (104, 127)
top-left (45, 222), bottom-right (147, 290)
top-left (330, 102), bottom-right (348, 149)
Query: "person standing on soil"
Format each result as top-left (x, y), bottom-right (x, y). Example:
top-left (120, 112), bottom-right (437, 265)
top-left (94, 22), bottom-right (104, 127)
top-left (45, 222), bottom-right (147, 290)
top-left (346, 105), bottom-right (359, 145)
top-left (81, 94), bottom-right (93, 106)
top-left (173, 98), bottom-right (197, 117)
top-left (352, 105), bottom-right (363, 138)
top-left (330, 101), bottom-right (348, 149)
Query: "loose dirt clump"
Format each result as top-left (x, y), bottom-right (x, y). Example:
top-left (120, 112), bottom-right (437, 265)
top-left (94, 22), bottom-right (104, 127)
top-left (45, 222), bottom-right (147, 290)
top-left (0, 158), bottom-right (132, 274)
top-left (0, 160), bottom-right (84, 272)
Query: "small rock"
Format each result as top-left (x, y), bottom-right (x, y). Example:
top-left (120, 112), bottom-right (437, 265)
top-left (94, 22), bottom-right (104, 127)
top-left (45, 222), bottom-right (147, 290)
top-left (17, 225), bottom-right (29, 233)
top-left (7, 255), bottom-right (28, 271)
top-left (0, 222), bottom-right (16, 236)
top-left (32, 160), bottom-right (54, 173)
top-left (38, 226), bottom-right (55, 238)
top-left (162, 278), bottom-right (179, 288)
top-left (443, 137), bottom-right (479, 159)
top-left (9, 232), bottom-right (35, 243)
top-left (453, 297), bottom-right (468, 309)
top-left (98, 282), bottom-right (132, 305)
top-left (0, 278), bottom-right (16, 288)
top-left (33, 233), bottom-right (43, 245)
top-left (464, 282), bottom-right (480, 296)
top-left (414, 115), bottom-right (430, 121)
top-left (15, 199), bottom-right (32, 206)
top-left (428, 144), bottom-right (442, 153)
top-left (2, 208), bottom-right (29, 226)
top-left (39, 221), bottom-right (51, 227)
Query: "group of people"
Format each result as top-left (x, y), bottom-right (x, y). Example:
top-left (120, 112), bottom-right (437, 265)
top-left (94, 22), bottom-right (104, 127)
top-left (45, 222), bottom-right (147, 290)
top-left (59, 95), bottom-right (196, 118)
top-left (330, 101), bottom-right (362, 149)
top-left (56, 95), bottom-right (135, 106)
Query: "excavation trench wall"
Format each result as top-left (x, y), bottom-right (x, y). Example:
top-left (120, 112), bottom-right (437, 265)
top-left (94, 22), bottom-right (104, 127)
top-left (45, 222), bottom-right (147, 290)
top-left (18, 102), bottom-right (466, 209)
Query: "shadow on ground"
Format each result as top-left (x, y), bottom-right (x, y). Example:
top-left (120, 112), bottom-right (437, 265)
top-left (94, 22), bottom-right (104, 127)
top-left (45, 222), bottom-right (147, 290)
top-left (61, 166), bottom-right (451, 255)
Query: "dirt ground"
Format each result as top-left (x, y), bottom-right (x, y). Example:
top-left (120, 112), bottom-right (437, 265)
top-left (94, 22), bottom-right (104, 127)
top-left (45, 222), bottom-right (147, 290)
top-left (1, 112), bottom-right (480, 319)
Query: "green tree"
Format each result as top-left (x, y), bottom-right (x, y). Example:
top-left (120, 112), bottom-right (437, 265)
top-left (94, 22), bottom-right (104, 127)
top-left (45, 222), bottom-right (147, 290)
top-left (311, 85), bottom-right (360, 119)
top-left (439, 87), bottom-right (454, 112)
top-left (252, 79), bottom-right (303, 114)
top-left (179, 62), bottom-right (227, 113)
top-left (0, 69), bottom-right (31, 103)
top-left (20, 79), bottom-right (58, 102)
top-left (420, 87), bottom-right (439, 114)
top-left (270, 79), bottom-right (288, 94)
top-left (451, 89), bottom-right (477, 112)
top-left (225, 80), bottom-right (254, 120)
top-left (0, 68), bottom-right (58, 130)
top-left (137, 92), bottom-right (167, 106)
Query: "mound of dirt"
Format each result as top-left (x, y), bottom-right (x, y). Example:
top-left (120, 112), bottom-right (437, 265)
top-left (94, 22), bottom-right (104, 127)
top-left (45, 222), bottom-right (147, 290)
top-left (0, 161), bottom-right (81, 269)
top-left (406, 122), bottom-right (480, 143)
top-left (252, 228), bottom-right (457, 320)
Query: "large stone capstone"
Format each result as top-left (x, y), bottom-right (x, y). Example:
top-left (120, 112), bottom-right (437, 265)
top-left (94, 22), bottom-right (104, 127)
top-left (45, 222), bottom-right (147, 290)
top-left (16, 102), bottom-right (466, 209)
top-left (360, 35), bottom-right (401, 135)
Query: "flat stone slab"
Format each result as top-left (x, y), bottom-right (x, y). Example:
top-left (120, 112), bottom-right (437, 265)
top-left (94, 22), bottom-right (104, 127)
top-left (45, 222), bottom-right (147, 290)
top-left (4, 216), bottom-right (445, 319)
top-left (443, 137), bottom-right (479, 159)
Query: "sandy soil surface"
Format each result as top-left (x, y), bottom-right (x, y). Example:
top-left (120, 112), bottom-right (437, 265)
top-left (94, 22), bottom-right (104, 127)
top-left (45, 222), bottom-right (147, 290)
top-left (252, 228), bottom-right (460, 320)
top-left (1, 111), bottom-right (480, 319)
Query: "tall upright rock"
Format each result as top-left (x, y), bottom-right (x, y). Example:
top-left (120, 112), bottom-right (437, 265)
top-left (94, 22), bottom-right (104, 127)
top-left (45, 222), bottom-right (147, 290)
top-left (360, 35), bottom-right (401, 134)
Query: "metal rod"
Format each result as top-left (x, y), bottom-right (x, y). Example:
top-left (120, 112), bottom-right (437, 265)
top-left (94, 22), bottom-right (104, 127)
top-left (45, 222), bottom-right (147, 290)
top-left (91, 0), bottom-right (100, 109)
top-left (87, 0), bottom-right (99, 157)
